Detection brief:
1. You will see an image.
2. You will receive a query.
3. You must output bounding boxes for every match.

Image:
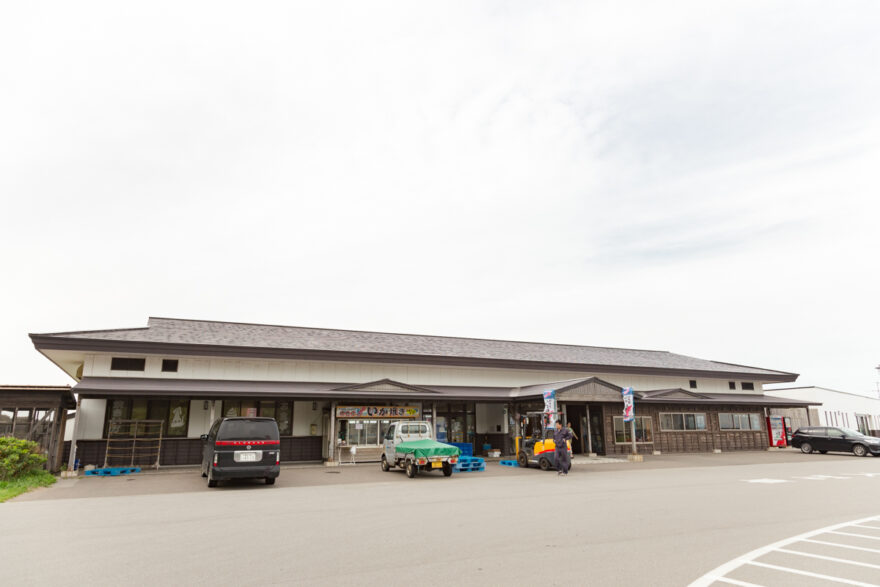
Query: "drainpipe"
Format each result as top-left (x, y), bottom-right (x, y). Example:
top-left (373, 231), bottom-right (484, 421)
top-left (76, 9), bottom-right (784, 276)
top-left (328, 401), bottom-right (337, 464)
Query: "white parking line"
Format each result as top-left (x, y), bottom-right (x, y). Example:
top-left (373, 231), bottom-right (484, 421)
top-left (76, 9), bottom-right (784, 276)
top-left (852, 524), bottom-right (880, 531)
top-left (688, 515), bottom-right (880, 587)
top-left (829, 530), bottom-right (880, 541)
top-left (745, 560), bottom-right (879, 586)
top-left (715, 577), bottom-right (764, 587)
top-left (775, 547), bottom-right (880, 569)
top-left (801, 538), bottom-right (880, 554)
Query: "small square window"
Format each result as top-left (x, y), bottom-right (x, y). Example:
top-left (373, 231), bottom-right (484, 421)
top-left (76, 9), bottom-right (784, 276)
top-left (689, 380), bottom-right (697, 389)
top-left (729, 381), bottom-right (736, 390)
top-left (161, 359), bottom-right (179, 373)
top-left (741, 382), bottom-right (755, 391)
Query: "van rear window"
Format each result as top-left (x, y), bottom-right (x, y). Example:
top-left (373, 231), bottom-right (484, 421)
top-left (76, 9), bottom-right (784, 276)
top-left (218, 420), bottom-right (279, 441)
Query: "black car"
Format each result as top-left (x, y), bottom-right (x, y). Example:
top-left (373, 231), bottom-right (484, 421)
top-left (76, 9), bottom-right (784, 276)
top-left (201, 417), bottom-right (281, 486)
top-left (790, 426), bottom-right (880, 457)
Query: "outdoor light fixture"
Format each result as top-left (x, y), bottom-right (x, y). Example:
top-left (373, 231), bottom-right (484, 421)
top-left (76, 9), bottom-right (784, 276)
top-left (312, 401), bottom-right (317, 411)
top-left (204, 400), bottom-right (210, 410)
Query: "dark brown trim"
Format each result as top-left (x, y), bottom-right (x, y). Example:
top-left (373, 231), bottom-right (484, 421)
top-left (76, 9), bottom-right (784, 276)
top-left (30, 335), bottom-right (799, 382)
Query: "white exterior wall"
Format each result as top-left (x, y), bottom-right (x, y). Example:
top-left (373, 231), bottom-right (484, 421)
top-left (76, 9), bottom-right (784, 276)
top-left (188, 399), bottom-right (213, 438)
top-left (766, 387), bottom-right (880, 431)
top-left (82, 353), bottom-right (768, 393)
top-left (292, 400), bottom-right (327, 436)
top-left (75, 398), bottom-right (106, 440)
top-left (476, 403), bottom-right (508, 434)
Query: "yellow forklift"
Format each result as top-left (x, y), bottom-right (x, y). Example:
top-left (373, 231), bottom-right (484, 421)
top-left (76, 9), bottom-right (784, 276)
top-left (515, 411), bottom-right (571, 470)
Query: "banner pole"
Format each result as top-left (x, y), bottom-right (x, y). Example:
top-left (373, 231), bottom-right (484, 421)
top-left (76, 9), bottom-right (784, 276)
top-left (631, 417), bottom-right (637, 455)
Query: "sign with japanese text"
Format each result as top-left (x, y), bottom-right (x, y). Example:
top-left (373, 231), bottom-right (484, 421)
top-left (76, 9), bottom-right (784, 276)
top-left (543, 389), bottom-right (557, 427)
top-left (622, 387), bottom-right (634, 423)
top-left (336, 406), bottom-right (421, 419)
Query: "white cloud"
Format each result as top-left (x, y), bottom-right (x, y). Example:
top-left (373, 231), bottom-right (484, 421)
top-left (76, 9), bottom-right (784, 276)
top-left (0, 1), bottom-right (878, 393)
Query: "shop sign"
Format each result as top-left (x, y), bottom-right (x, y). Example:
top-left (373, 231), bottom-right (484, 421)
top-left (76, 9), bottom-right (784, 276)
top-left (622, 387), bottom-right (634, 422)
top-left (336, 406), bottom-right (420, 419)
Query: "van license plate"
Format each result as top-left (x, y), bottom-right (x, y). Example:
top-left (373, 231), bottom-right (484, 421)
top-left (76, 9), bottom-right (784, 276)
top-left (431, 462), bottom-right (442, 468)
top-left (234, 451), bottom-right (261, 462)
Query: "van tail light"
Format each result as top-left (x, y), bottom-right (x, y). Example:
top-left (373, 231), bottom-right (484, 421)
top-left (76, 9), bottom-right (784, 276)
top-left (213, 454), bottom-right (218, 467)
top-left (276, 451), bottom-right (280, 465)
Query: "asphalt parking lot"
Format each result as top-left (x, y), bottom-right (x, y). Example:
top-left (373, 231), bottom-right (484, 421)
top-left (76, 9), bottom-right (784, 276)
top-left (3, 450), bottom-right (879, 586)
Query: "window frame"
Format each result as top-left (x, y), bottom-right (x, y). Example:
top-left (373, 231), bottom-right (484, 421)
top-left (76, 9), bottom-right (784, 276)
top-left (659, 412), bottom-right (708, 431)
top-left (718, 412), bottom-right (763, 431)
top-left (161, 359), bottom-right (179, 373)
top-left (612, 416), bottom-right (654, 444)
top-left (103, 398), bottom-right (190, 438)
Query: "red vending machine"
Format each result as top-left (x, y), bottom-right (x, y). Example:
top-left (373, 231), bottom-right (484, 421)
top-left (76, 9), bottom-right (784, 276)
top-left (766, 415), bottom-right (787, 448)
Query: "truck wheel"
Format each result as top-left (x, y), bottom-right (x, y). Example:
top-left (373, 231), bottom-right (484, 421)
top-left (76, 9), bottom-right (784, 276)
top-left (442, 462), bottom-right (453, 477)
top-left (517, 451), bottom-right (529, 468)
top-left (539, 457), bottom-right (551, 471)
top-left (405, 461), bottom-right (418, 478)
top-left (800, 442), bottom-right (813, 454)
top-left (381, 456), bottom-right (390, 472)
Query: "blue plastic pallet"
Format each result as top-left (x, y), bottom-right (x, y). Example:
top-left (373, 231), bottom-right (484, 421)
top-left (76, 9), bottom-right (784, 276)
top-left (457, 456), bottom-right (484, 465)
top-left (499, 460), bottom-right (519, 467)
top-left (453, 464), bottom-right (485, 473)
top-left (85, 467), bottom-right (141, 476)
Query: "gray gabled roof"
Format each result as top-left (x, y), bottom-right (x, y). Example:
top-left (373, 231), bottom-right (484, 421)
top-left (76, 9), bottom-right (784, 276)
top-left (30, 317), bottom-right (798, 381)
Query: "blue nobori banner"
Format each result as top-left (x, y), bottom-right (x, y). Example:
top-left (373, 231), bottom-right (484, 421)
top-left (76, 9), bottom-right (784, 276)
top-left (543, 389), bottom-right (557, 427)
top-left (622, 387), bottom-right (634, 422)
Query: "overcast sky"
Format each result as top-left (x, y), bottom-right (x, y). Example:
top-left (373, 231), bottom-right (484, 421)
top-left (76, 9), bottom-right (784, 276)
top-left (2, 2), bottom-right (878, 395)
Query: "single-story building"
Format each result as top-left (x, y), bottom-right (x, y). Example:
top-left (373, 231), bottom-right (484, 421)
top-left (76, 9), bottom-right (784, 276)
top-left (767, 386), bottom-right (880, 436)
top-left (29, 317), bottom-right (813, 469)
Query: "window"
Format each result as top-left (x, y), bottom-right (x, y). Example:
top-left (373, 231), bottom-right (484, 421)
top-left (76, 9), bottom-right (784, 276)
top-left (719, 413), bottom-right (762, 430)
top-left (222, 400), bottom-right (293, 435)
top-left (613, 417), bottom-right (653, 443)
top-left (166, 400), bottom-right (188, 437)
top-left (728, 381), bottom-right (736, 390)
top-left (660, 412), bottom-right (707, 431)
top-left (103, 398), bottom-right (188, 437)
top-left (110, 357), bottom-right (146, 371)
top-left (689, 380), bottom-right (697, 389)
top-left (161, 359), bottom-right (178, 373)
top-left (741, 382), bottom-right (755, 391)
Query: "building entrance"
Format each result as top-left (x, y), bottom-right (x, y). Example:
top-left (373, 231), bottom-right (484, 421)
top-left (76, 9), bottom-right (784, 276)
top-left (587, 405), bottom-right (605, 455)
top-left (565, 404), bottom-right (587, 454)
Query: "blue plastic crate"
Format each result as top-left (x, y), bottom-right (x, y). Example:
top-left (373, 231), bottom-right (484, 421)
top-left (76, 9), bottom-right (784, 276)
top-left (448, 443), bottom-right (473, 457)
top-left (499, 460), bottom-right (519, 467)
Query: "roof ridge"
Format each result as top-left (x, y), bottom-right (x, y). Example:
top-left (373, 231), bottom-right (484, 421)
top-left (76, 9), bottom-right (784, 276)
top-left (31, 326), bottom-right (150, 337)
top-left (146, 316), bottom-right (672, 354)
top-left (705, 359), bottom-right (798, 377)
top-left (0, 384), bottom-right (72, 389)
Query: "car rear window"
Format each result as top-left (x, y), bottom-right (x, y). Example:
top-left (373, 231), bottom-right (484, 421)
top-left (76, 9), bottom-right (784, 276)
top-left (218, 419), bottom-right (279, 441)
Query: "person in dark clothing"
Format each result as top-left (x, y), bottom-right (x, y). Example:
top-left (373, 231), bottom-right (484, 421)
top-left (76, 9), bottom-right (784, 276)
top-left (553, 420), bottom-right (572, 475)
